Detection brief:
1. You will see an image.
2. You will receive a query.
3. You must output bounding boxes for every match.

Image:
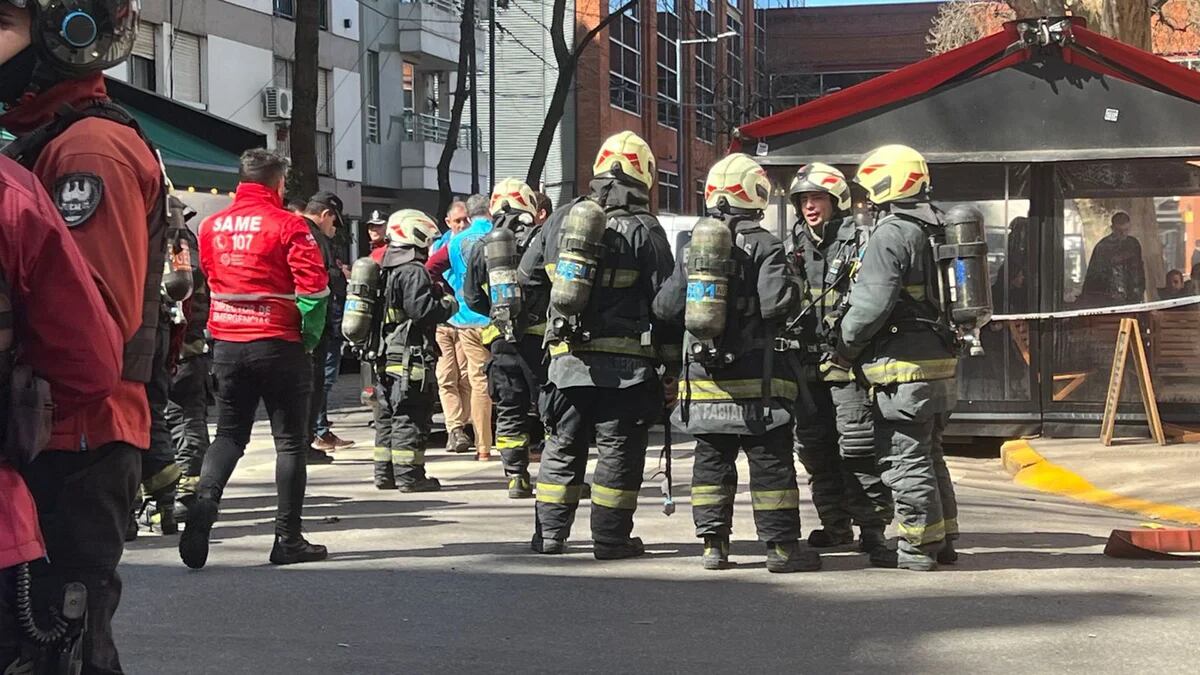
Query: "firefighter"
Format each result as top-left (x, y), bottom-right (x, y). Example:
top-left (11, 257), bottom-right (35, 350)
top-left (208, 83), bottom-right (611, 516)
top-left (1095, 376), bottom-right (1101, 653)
top-left (837, 144), bottom-right (961, 571)
top-left (653, 153), bottom-right (815, 573)
top-left (0, 2), bottom-right (164, 670)
top-left (372, 209), bottom-right (458, 492)
top-left (519, 131), bottom-right (676, 559)
top-left (462, 178), bottom-right (548, 499)
top-left (0, 153), bottom-right (124, 675)
top-left (786, 163), bottom-right (892, 554)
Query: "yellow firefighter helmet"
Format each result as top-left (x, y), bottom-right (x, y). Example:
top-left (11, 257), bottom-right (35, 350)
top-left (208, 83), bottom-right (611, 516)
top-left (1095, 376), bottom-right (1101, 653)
top-left (385, 209), bottom-right (440, 249)
top-left (704, 153), bottom-right (772, 213)
top-left (592, 130), bottom-right (656, 190)
top-left (854, 144), bottom-right (931, 205)
top-left (788, 162), bottom-right (852, 212)
top-left (489, 178), bottom-right (538, 217)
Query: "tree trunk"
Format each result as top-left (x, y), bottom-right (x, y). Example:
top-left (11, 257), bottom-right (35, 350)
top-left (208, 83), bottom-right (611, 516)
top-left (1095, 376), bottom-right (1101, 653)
top-left (290, 0), bottom-right (321, 200)
top-left (438, 0), bottom-right (476, 222)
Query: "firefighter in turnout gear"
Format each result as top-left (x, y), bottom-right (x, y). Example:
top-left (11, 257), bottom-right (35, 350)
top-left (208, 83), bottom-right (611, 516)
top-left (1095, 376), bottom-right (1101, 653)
top-left (786, 163), bottom-right (892, 554)
top-left (372, 209), bottom-right (458, 492)
top-left (463, 179), bottom-right (548, 499)
top-left (838, 145), bottom-right (961, 571)
top-left (519, 131), bottom-right (677, 559)
top-left (653, 153), bottom-right (815, 573)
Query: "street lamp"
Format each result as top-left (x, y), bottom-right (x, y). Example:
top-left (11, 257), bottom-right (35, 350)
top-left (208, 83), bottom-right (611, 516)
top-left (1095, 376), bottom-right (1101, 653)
top-left (675, 29), bottom-right (738, 214)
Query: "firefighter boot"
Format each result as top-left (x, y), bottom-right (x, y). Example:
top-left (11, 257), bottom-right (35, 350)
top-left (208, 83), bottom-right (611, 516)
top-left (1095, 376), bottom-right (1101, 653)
top-left (270, 535), bottom-right (329, 565)
top-left (869, 547), bottom-right (938, 572)
top-left (508, 474), bottom-right (533, 499)
top-left (156, 489), bottom-right (178, 535)
top-left (766, 541), bottom-right (822, 573)
top-left (859, 526), bottom-right (888, 554)
top-left (179, 497), bottom-right (220, 570)
top-left (531, 533), bottom-right (566, 554)
top-left (594, 537), bottom-right (645, 561)
top-left (701, 536), bottom-right (732, 571)
top-left (397, 477), bottom-right (442, 493)
top-left (937, 539), bottom-right (959, 565)
top-left (807, 526), bottom-right (854, 549)
top-left (374, 462), bottom-right (397, 490)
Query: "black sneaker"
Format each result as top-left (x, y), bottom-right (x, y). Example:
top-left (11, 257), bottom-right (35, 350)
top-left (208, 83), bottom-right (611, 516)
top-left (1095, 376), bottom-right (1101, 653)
top-left (701, 536), bottom-right (732, 570)
top-left (766, 541), bottom-right (822, 573)
top-left (594, 537), bottom-right (645, 560)
top-left (448, 428), bottom-right (472, 454)
top-left (397, 477), bottom-right (442, 493)
top-left (937, 539), bottom-right (958, 565)
top-left (306, 448), bottom-right (334, 465)
top-left (807, 528), bottom-right (855, 548)
top-left (858, 526), bottom-right (888, 554)
top-left (531, 534), bottom-right (566, 554)
top-left (179, 498), bottom-right (219, 570)
top-left (869, 548), bottom-right (938, 571)
top-left (508, 475), bottom-right (533, 499)
top-left (269, 536), bottom-right (329, 565)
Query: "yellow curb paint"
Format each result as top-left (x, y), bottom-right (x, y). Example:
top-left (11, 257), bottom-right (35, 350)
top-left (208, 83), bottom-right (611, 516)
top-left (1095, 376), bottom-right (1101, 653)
top-left (1000, 439), bottom-right (1200, 527)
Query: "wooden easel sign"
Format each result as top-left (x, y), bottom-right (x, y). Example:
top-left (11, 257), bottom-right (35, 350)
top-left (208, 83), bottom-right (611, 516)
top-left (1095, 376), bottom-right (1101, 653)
top-left (1100, 317), bottom-right (1166, 446)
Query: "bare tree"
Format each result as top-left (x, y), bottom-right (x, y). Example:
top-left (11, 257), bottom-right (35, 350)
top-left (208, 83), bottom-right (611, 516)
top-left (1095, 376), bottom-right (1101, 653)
top-left (438, 0), bottom-right (477, 222)
top-left (525, 0), bottom-right (636, 188)
top-left (290, 0), bottom-right (321, 199)
top-left (928, 1), bottom-right (1014, 54)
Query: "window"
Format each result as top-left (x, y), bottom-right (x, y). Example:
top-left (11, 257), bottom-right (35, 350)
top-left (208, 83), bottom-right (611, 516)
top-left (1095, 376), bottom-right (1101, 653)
top-left (694, 0), bottom-right (715, 143)
top-left (366, 51), bottom-right (381, 143)
top-left (274, 0), bottom-right (329, 29)
top-left (272, 58), bottom-right (333, 175)
top-left (131, 20), bottom-right (157, 92)
top-left (656, 0), bottom-right (679, 129)
top-left (658, 170), bottom-right (679, 213)
top-left (696, 179), bottom-right (706, 215)
top-left (608, 0), bottom-right (641, 114)
top-left (753, 8), bottom-right (769, 118)
top-left (725, 12), bottom-right (744, 126)
top-left (170, 30), bottom-right (203, 104)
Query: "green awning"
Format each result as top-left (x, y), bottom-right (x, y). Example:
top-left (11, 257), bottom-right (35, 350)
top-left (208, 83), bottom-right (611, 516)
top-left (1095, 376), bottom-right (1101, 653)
top-left (123, 104), bottom-right (242, 192)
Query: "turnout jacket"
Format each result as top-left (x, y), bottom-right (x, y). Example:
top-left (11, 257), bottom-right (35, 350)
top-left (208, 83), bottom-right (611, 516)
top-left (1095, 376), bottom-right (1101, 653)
top-left (652, 217), bottom-right (800, 435)
top-left (463, 212), bottom-right (549, 346)
top-left (838, 203), bottom-right (957, 386)
top-left (520, 179), bottom-right (677, 390)
top-left (788, 215), bottom-right (864, 382)
top-left (380, 246), bottom-right (455, 372)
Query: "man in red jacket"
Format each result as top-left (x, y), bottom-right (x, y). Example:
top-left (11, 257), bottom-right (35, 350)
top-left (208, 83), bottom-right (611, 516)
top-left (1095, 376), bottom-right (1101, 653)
top-left (0, 153), bottom-right (123, 674)
top-left (182, 149), bottom-right (330, 570)
top-left (0, 3), bottom-right (162, 673)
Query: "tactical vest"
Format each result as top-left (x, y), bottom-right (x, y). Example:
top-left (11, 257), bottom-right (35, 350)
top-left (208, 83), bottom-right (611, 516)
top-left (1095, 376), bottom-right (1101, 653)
top-left (3, 100), bottom-right (168, 383)
top-left (790, 218), bottom-right (864, 350)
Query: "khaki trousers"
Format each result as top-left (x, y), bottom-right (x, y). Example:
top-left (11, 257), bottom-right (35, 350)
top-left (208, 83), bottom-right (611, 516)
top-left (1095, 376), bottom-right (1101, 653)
top-left (435, 325), bottom-right (472, 432)
top-left (457, 327), bottom-right (493, 455)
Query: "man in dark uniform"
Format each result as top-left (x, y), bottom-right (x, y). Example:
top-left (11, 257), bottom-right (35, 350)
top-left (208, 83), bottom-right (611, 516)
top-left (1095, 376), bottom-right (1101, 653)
top-left (1081, 210), bottom-right (1145, 306)
top-left (653, 153), bottom-right (815, 573)
top-left (519, 131), bottom-right (676, 559)
top-left (785, 162), bottom-right (892, 554)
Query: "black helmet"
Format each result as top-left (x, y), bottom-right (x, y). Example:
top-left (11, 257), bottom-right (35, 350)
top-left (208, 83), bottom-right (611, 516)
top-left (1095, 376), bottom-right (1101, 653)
top-left (10, 0), bottom-right (139, 78)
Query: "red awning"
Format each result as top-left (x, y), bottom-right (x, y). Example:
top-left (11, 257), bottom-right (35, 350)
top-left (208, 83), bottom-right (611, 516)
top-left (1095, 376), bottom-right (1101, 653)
top-left (735, 17), bottom-right (1200, 152)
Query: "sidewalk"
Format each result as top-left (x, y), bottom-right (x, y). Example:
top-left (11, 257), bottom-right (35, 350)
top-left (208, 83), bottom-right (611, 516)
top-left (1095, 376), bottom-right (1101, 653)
top-left (1002, 437), bottom-right (1200, 525)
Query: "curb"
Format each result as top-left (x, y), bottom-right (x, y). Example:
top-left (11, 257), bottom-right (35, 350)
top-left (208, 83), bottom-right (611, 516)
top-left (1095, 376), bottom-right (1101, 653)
top-left (1000, 439), bottom-right (1200, 526)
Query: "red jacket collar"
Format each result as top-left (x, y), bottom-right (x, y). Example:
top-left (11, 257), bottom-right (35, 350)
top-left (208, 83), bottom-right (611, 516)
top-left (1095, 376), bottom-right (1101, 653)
top-left (0, 73), bottom-right (108, 135)
top-left (233, 182), bottom-right (285, 209)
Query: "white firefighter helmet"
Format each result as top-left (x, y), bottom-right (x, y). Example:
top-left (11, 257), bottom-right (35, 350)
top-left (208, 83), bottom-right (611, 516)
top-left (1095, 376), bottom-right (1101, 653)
top-left (489, 178), bottom-right (538, 217)
top-left (592, 130), bottom-right (656, 190)
top-left (788, 162), bottom-right (852, 213)
top-left (855, 144), bottom-right (931, 205)
top-left (385, 209), bottom-right (440, 249)
top-left (704, 153), bottom-right (772, 213)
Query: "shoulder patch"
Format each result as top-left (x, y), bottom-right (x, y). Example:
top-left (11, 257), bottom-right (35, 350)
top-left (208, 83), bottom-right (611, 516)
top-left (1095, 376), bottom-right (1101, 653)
top-left (53, 173), bottom-right (104, 227)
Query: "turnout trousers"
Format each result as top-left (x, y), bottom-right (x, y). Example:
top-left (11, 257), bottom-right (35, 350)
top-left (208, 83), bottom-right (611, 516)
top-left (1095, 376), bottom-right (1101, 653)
top-left (535, 381), bottom-right (658, 544)
top-left (873, 381), bottom-right (960, 555)
top-left (373, 368), bottom-right (435, 486)
top-left (166, 354), bottom-right (211, 498)
top-left (691, 425), bottom-right (802, 543)
top-left (794, 378), bottom-right (892, 533)
top-left (142, 320), bottom-right (180, 501)
top-left (486, 336), bottom-right (545, 480)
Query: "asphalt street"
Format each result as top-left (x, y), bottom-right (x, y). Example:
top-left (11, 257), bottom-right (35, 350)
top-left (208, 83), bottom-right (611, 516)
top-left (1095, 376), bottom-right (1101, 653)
top-left (116, 392), bottom-right (1200, 674)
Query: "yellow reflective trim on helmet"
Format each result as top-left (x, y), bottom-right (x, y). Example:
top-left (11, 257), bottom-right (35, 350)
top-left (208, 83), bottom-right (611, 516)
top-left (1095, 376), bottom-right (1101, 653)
top-left (898, 519), bottom-right (946, 546)
top-left (391, 448), bottom-right (426, 466)
top-left (495, 434), bottom-right (530, 450)
top-left (691, 484), bottom-right (736, 507)
top-left (590, 484), bottom-right (640, 510)
top-left (548, 337), bottom-right (655, 359)
top-left (750, 489), bottom-right (801, 511)
top-left (373, 446), bottom-right (391, 462)
top-left (535, 483), bottom-right (583, 505)
top-left (679, 378), bottom-right (799, 401)
top-left (860, 358), bottom-right (957, 384)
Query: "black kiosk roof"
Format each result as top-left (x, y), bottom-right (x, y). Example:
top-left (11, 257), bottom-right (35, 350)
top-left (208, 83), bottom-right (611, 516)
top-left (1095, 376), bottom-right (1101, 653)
top-left (735, 18), bottom-right (1200, 165)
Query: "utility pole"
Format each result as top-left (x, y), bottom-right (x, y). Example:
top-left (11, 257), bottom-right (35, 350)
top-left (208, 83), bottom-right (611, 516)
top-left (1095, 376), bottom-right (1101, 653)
top-left (677, 30), bottom-right (738, 214)
top-left (470, 30), bottom-right (480, 194)
top-left (489, 0), bottom-right (496, 190)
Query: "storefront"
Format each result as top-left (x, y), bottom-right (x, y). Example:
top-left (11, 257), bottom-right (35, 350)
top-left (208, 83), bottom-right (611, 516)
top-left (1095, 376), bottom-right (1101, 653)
top-left (735, 17), bottom-right (1200, 439)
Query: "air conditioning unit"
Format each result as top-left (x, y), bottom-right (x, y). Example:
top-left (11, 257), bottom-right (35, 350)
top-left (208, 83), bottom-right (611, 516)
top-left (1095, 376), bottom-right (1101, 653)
top-left (263, 87), bottom-right (294, 121)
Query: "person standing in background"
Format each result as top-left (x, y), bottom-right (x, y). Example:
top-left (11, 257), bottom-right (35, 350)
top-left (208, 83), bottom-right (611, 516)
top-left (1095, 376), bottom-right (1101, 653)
top-left (428, 200), bottom-right (475, 454)
top-left (1081, 210), bottom-right (1145, 306)
top-left (305, 192), bottom-right (355, 455)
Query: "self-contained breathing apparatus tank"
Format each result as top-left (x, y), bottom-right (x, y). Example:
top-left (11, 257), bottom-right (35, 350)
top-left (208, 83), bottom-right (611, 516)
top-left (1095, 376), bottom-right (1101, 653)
top-left (342, 256), bottom-right (382, 349)
top-left (484, 226), bottom-right (523, 342)
top-left (550, 199), bottom-right (607, 339)
top-left (685, 217), bottom-right (735, 365)
top-left (934, 205), bottom-right (993, 357)
top-left (161, 197), bottom-right (194, 303)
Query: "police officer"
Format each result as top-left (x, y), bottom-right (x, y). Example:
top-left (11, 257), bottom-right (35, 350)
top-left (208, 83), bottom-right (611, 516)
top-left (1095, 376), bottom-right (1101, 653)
top-left (836, 145), bottom-right (960, 571)
top-left (0, 3), bottom-right (164, 670)
top-left (786, 163), bottom-right (892, 554)
top-left (653, 154), bottom-right (815, 573)
top-left (372, 209), bottom-right (458, 492)
top-left (462, 178), bottom-right (547, 499)
top-left (520, 131), bottom-right (676, 559)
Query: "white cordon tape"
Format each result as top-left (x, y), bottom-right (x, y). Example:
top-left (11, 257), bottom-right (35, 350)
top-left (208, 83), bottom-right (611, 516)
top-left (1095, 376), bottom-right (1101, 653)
top-left (991, 295), bottom-right (1200, 322)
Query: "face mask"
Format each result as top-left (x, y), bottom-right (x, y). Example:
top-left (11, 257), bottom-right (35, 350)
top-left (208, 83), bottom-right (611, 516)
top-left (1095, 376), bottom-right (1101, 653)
top-left (0, 45), bottom-right (37, 106)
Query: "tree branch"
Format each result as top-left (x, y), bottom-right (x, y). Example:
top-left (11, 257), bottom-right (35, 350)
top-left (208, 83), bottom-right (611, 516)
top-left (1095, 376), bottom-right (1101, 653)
top-left (574, 0), bottom-right (636, 59)
top-left (550, 0), bottom-right (569, 65)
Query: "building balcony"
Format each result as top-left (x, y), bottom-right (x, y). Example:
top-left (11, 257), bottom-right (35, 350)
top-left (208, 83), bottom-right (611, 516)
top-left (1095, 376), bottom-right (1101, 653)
top-left (396, 0), bottom-right (487, 69)
top-left (397, 110), bottom-right (487, 193)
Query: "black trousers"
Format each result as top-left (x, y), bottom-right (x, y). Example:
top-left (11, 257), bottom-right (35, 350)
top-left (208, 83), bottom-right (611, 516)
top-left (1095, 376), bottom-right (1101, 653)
top-left (197, 339), bottom-right (313, 538)
top-left (307, 332), bottom-right (331, 446)
top-left (535, 382), bottom-right (658, 545)
top-left (142, 321), bottom-right (178, 499)
top-left (486, 337), bottom-right (545, 479)
top-left (20, 442), bottom-right (140, 675)
top-left (373, 368), bottom-right (434, 485)
top-left (166, 355), bottom-right (211, 477)
top-left (692, 426), bottom-right (802, 544)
